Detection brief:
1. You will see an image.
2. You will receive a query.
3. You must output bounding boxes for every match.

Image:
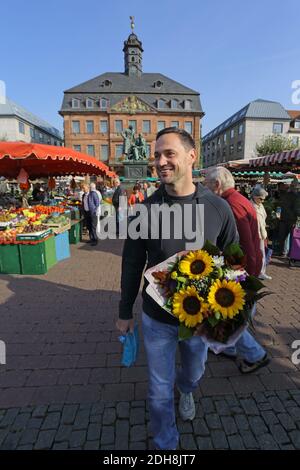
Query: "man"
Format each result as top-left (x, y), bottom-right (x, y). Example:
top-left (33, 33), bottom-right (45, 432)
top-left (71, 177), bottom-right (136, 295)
top-left (81, 184), bottom-right (92, 242)
top-left (112, 178), bottom-right (125, 236)
top-left (275, 180), bottom-right (300, 256)
top-left (88, 183), bottom-right (101, 246)
top-left (116, 128), bottom-right (238, 450)
top-left (204, 166), bottom-right (269, 373)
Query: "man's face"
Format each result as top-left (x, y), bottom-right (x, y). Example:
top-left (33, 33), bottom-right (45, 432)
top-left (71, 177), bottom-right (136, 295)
top-left (154, 134), bottom-right (195, 185)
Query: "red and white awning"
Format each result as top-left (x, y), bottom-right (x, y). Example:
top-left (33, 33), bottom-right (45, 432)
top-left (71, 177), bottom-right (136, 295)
top-left (249, 149), bottom-right (300, 168)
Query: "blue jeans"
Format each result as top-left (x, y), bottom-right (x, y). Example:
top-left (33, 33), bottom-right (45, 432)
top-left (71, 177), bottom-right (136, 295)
top-left (142, 312), bottom-right (208, 450)
top-left (223, 330), bottom-right (266, 362)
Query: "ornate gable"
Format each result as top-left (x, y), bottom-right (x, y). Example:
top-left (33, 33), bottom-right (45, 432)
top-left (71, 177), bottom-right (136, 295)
top-left (110, 95), bottom-right (156, 114)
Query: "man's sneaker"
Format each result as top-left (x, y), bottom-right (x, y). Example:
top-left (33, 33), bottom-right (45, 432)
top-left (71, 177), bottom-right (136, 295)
top-left (238, 353), bottom-right (270, 374)
top-left (178, 390), bottom-right (195, 421)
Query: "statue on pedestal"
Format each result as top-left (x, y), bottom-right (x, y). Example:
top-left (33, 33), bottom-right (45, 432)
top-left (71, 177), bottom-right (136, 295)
top-left (122, 126), bottom-right (148, 161)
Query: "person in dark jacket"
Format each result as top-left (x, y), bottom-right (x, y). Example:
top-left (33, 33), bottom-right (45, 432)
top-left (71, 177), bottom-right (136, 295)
top-left (205, 167), bottom-right (269, 374)
top-left (275, 180), bottom-right (300, 255)
top-left (116, 128), bottom-right (238, 450)
top-left (112, 178), bottom-right (125, 236)
top-left (87, 183), bottom-right (101, 246)
top-left (81, 184), bottom-right (92, 242)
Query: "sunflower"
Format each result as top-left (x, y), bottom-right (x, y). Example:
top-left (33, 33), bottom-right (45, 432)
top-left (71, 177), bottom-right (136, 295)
top-left (207, 279), bottom-right (245, 319)
top-left (172, 286), bottom-right (206, 328)
top-left (179, 250), bottom-right (214, 280)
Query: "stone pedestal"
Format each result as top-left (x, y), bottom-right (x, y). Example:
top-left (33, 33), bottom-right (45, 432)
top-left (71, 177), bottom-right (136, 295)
top-left (123, 161), bottom-right (148, 180)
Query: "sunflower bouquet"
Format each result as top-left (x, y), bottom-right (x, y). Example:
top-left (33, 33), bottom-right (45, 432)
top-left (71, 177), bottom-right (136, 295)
top-left (145, 241), bottom-right (268, 353)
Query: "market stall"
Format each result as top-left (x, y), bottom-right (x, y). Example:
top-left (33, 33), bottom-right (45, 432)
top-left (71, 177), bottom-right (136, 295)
top-left (0, 142), bottom-right (117, 274)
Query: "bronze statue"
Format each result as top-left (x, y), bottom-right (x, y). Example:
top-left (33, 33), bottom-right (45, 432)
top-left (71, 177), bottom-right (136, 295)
top-left (122, 127), bottom-right (148, 161)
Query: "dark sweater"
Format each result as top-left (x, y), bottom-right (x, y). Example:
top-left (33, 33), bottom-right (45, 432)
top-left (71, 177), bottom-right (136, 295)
top-left (119, 182), bottom-right (239, 325)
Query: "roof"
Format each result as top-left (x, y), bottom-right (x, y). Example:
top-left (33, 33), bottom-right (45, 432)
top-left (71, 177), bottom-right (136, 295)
top-left (249, 148), bottom-right (300, 168)
top-left (203, 99), bottom-right (291, 143)
top-left (0, 97), bottom-right (62, 139)
top-left (60, 72), bottom-right (203, 114)
top-left (287, 110), bottom-right (300, 120)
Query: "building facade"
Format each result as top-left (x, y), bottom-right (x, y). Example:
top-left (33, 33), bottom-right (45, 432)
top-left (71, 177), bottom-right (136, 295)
top-left (202, 99), bottom-right (300, 168)
top-left (0, 97), bottom-right (63, 145)
top-left (59, 31), bottom-right (204, 174)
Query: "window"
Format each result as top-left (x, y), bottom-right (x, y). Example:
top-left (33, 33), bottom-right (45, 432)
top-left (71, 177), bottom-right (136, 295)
top-left (19, 121), bottom-right (25, 134)
top-left (100, 144), bottom-right (109, 161)
top-left (294, 121), bottom-right (300, 129)
top-left (86, 98), bottom-right (94, 109)
top-left (157, 99), bottom-right (165, 109)
top-left (86, 121), bottom-right (94, 133)
top-left (30, 127), bottom-right (35, 138)
top-left (291, 136), bottom-right (299, 146)
top-left (217, 137), bottom-right (221, 146)
top-left (143, 120), bottom-right (151, 133)
top-left (171, 99), bottom-right (178, 109)
top-left (115, 120), bottom-right (123, 133)
top-left (238, 124), bottom-right (243, 134)
top-left (157, 121), bottom-right (166, 132)
top-left (230, 129), bottom-right (234, 139)
top-left (171, 121), bottom-right (179, 128)
top-left (222, 147), bottom-right (227, 157)
top-left (184, 100), bottom-right (192, 110)
top-left (229, 144), bottom-right (234, 155)
top-left (73, 145), bottom-right (81, 152)
top-left (223, 133), bottom-right (227, 143)
top-left (100, 120), bottom-right (108, 133)
top-left (128, 120), bottom-right (137, 132)
top-left (146, 144), bottom-right (151, 158)
top-left (273, 123), bottom-right (283, 134)
top-left (72, 98), bottom-right (80, 108)
top-left (115, 144), bottom-right (123, 160)
top-left (100, 98), bottom-right (108, 109)
top-left (207, 143), bottom-right (210, 150)
top-left (72, 121), bottom-right (80, 133)
top-left (87, 145), bottom-right (95, 156)
top-left (39, 133), bottom-right (43, 142)
top-left (237, 141), bottom-right (243, 152)
top-left (184, 121), bottom-right (193, 134)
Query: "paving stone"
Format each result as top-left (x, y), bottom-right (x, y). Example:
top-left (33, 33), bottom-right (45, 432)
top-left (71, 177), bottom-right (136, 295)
top-left (17, 444), bottom-right (34, 450)
top-left (241, 430), bottom-right (259, 449)
top-left (84, 440), bottom-right (100, 450)
top-left (48, 404), bottom-right (64, 413)
top-left (87, 423), bottom-right (101, 441)
top-left (177, 420), bottom-right (193, 434)
top-left (221, 416), bottom-right (238, 435)
top-left (289, 430), bottom-right (300, 449)
top-left (54, 425), bottom-right (73, 443)
top-left (193, 418), bottom-right (210, 436)
top-left (261, 410), bottom-right (279, 426)
top-left (200, 397), bottom-right (215, 414)
top-left (240, 398), bottom-right (260, 416)
top-left (130, 425), bottom-right (147, 442)
top-left (116, 402), bottom-right (130, 419)
top-left (277, 413), bottom-right (297, 431)
top-left (34, 430), bottom-right (56, 450)
top-left (73, 409), bottom-right (90, 430)
top-left (91, 402), bottom-right (104, 416)
top-left (269, 424), bottom-right (290, 445)
top-left (258, 403), bottom-right (273, 411)
top-left (257, 433), bottom-right (280, 450)
top-left (279, 444), bottom-right (295, 450)
top-left (211, 430), bottom-right (229, 449)
top-left (11, 413), bottom-right (31, 432)
top-left (61, 404), bottom-right (79, 425)
top-left (180, 434), bottom-right (197, 450)
top-left (129, 442), bottom-right (147, 450)
top-left (27, 418), bottom-right (43, 429)
top-left (103, 408), bottom-right (116, 425)
top-left (0, 409), bottom-right (19, 428)
top-left (252, 391), bottom-right (268, 403)
top-left (215, 400), bottom-right (231, 416)
top-left (228, 434), bottom-right (245, 450)
top-left (41, 412), bottom-right (61, 430)
top-left (288, 407), bottom-right (300, 421)
top-left (69, 430), bottom-right (86, 449)
top-left (1, 431), bottom-right (22, 450)
top-left (249, 416), bottom-right (268, 436)
top-left (52, 442), bottom-right (69, 450)
top-left (19, 428), bottom-right (39, 446)
top-left (205, 413), bottom-right (222, 430)
top-left (100, 426), bottom-right (115, 446)
top-left (32, 406), bottom-right (48, 418)
top-left (130, 407), bottom-right (145, 425)
top-left (115, 420), bottom-right (129, 450)
top-left (196, 436), bottom-right (213, 450)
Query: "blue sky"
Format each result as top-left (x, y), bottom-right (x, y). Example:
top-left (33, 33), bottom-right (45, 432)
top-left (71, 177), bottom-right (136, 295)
top-left (1, 0), bottom-right (300, 135)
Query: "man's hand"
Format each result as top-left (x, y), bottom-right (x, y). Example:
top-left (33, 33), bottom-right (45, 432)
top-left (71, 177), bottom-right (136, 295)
top-left (116, 318), bottom-right (135, 335)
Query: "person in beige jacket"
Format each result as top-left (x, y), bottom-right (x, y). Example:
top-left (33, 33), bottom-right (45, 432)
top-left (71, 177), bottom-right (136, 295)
top-left (251, 186), bottom-right (272, 280)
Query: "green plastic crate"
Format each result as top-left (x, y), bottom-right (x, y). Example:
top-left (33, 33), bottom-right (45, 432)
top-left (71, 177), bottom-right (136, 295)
top-left (69, 220), bottom-right (82, 244)
top-left (0, 244), bottom-right (22, 274)
top-left (19, 236), bottom-right (56, 274)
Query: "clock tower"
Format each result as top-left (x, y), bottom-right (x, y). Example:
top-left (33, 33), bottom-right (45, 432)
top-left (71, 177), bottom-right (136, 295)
top-left (123, 16), bottom-right (143, 77)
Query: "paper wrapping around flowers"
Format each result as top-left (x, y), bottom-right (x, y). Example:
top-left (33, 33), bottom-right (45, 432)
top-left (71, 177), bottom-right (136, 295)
top-left (144, 252), bottom-right (256, 354)
top-left (144, 251), bottom-right (187, 315)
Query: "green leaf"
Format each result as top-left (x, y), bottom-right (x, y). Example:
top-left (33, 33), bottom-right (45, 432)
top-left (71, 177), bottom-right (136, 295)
top-left (177, 276), bottom-right (188, 283)
top-left (208, 316), bottom-right (220, 327)
top-left (223, 243), bottom-right (244, 259)
top-left (202, 240), bottom-right (221, 256)
top-left (178, 324), bottom-right (194, 341)
top-left (241, 275), bottom-right (265, 292)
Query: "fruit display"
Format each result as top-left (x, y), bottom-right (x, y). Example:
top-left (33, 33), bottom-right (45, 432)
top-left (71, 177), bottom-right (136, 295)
top-left (45, 215), bottom-right (69, 226)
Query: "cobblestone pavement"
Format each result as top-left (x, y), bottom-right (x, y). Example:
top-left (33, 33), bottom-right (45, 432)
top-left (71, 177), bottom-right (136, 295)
top-left (0, 239), bottom-right (299, 450)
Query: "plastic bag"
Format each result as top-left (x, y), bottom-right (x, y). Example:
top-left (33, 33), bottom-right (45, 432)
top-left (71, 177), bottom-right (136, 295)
top-left (119, 323), bottom-right (139, 367)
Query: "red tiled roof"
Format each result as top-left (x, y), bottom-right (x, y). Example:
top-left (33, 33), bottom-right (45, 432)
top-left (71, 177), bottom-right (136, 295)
top-left (287, 110), bottom-right (300, 120)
